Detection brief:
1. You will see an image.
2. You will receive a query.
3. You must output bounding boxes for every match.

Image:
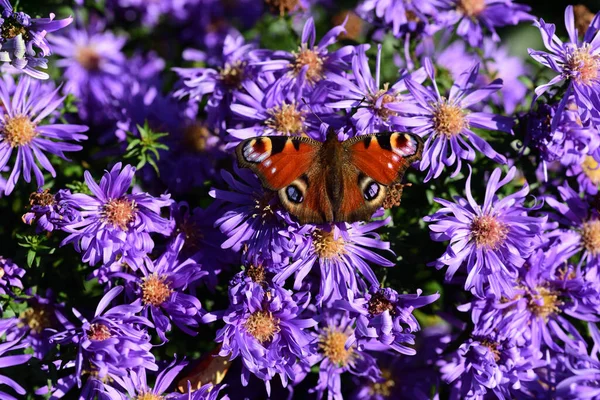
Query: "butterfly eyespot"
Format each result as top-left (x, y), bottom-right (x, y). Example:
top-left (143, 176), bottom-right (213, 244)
top-left (286, 185), bottom-right (304, 204)
top-left (363, 181), bottom-right (380, 201)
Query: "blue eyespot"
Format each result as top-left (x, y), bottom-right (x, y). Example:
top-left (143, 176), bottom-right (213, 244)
top-left (286, 185), bottom-right (303, 204)
top-left (364, 181), bottom-right (379, 201)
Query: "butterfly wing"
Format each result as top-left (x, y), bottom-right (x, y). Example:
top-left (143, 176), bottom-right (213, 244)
top-left (335, 132), bottom-right (423, 222)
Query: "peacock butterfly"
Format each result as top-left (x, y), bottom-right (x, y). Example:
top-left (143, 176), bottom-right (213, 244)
top-left (235, 128), bottom-right (423, 224)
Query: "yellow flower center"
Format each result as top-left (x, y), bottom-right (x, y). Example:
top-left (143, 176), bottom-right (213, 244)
top-left (265, 0), bottom-right (300, 16)
top-left (2, 115), bottom-right (37, 147)
top-left (184, 124), bottom-right (211, 152)
top-left (253, 193), bottom-right (276, 221)
top-left (0, 267), bottom-right (4, 280)
top-left (102, 198), bottom-right (137, 230)
top-left (219, 61), bottom-right (246, 89)
top-left (528, 287), bottom-right (562, 320)
top-left (266, 103), bottom-right (305, 136)
top-left (312, 229), bottom-right (346, 260)
top-left (582, 219), bottom-right (600, 256)
top-left (141, 274), bottom-right (172, 307)
top-left (367, 292), bottom-right (394, 315)
top-left (319, 327), bottom-right (355, 367)
top-left (582, 156), bottom-right (600, 185)
top-left (19, 307), bottom-right (52, 334)
top-left (567, 44), bottom-right (600, 85)
top-left (458, 0), bottom-right (486, 17)
top-left (29, 189), bottom-right (55, 207)
top-left (136, 392), bottom-right (163, 400)
top-left (470, 215), bottom-right (509, 250)
top-left (370, 84), bottom-right (398, 121)
top-left (369, 369), bottom-right (395, 397)
top-left (293, 47), bottom-right (324, 83)
top-left (1, 18), bottom-right (27, 40)
top-left (244, 310), bottom-right (280, 343)
top-left (87, 323), bottom-right (112, 341)
top-left (432, 100), bottom-right (467, 137)
top-left (76, 47), bottom-right (102, 71)
top-left (246, 264), bottom-right (266, 283)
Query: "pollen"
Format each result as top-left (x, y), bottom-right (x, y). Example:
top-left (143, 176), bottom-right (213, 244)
top-left (582, 156), bottom-right (600, 186)
top-left (247, 264), bottom-right (266, 283)
top-left (2, 115), bottom-right (37, 147)
top-left (529, 287), bottom-right (562, 320)
top-left (1, 17), bottom-right (27, 40)
top-left (141, 274), bottom-right (172, 307)
top-left (319, 326), bottom-right (355, 367)
top-left (244, 310), bottom-right (280, 343)
top-left (312, 229), bottom-right (346, 260)
top-left (136, 392), bottom-right (163, 400)
top-left (582, 219), bottom-right (600, 256)
top-left (367, 291), bottom-right (394, 315)
top-left (369, 369), bottom-right (395, 397)
top-left (370, 84), bottom-right (398, 121)
top-left (265, 0), bottom-right (300, 16)
top-left (480, 339), bottom-right (501, 362)
top-left (102, 198), bottom-right (137, 230)
top-left (219, 61), bottom-right (246, 89)
top-left (457, 0), bottom-right (486, 17)
top-left (432, 100), bottom-right (468, 137)
top-left (87, 323), bottom-right (112, 341)
top-left (293, 46), bottom-right (324, 83)
top-left (253, 193), bottom-right (276, 222)
top-left (184, 123), bottom-right (211, 152)
top-left (0, 267), bottom-right (4, 279)
top-left (266, 103), bottom-right (305, 136)
top-left (76, 47), bottom-right (102, 71)
top-left (470, 215), bottom-right (509, 250)
top-left (29, 189), bottom-right (55, 207)
top-left (567, 44), bottom-right (600, 86)
top-left (19, 307), bottom-right (51, 334)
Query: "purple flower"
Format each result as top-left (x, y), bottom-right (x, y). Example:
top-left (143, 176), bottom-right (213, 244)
top-left (336, 286), bottom-right (439, 354)
top-left (122, 235), bottom-right (206, 342)
top-left (274, 218), bottom-right (395, 304)
top-left (49, 22), bottom-right (127, 122)
top-left (254, 17), bottom-right (355, 95)
top-left (22, 188), bottom-right (81, 232)
top-left (0, 256), bottom-right (24, 296)
top-left (390, 60), bottom-right (513, 181)
top-left (49, 286), bottom-right (157, 387)
top-left (0, 75), bottom-right (88, 194)
top-left (178, 382), bottom-right (229, 400)
top-left (425, 167), bottom-right (546, 298)
top-left (356, 0), bottom-right (442, 38)
top-left (439, 334), bottom-right (544, 400)
top-left (0, 330), bottom-right (32, 399)
top-left (327, 45), bottom-right (425, 134)
top-left (204, 282), bottom-right (316, 392)
top-left (529, 5), bottom-right (600, 126)
top-left (441, 0), bottom-right (532, 47)
top-left (61, 163), bottom-right (173, 267)
top-left (103, 359), bottom-right (187, 399)
top-left (0, 0), bottom-right (72, 78)
top-left (570, 152), bottom-right (600, 195)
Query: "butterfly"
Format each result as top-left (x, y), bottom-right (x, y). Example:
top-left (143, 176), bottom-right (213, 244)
top-left (235, 128), bottom-right (423, 224)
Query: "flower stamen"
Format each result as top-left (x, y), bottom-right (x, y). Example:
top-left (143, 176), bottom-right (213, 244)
top-left (266, 103), bottom-right (305, 136)
top-left (582, 156), bottom-right (600, 186)
top-left (141, 274), bottom-right (172, 307)
top-left (292, 46), bottom-right (324, 83)
top-left (76, 47), bottom-right (102, 71)
top-left (87, 323), bottom-right (112, 341)
top-left (432, 100), bottom-right (467, 138)
top-left (102, 198), bottom-right (137, 230)
top-left (457, 0), bottom-right (486, 17)
top-left (566, 44), bottom-right (600, 86)
top-left (470, 215), bottom-right (509, 250)
top-left (319, 326), bottom-right (355, 367)
top-left (312, 229), bottom-right (346, 260)
top-left (2, 115), bottom-right (37, 147)
top-left (244, 310), bottom-right (280, 343)
top-left (582, 219), bottom-right (600, 256)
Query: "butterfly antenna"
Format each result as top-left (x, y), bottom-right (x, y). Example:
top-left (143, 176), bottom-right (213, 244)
top-left (302, 98), bottom-right (325, 125)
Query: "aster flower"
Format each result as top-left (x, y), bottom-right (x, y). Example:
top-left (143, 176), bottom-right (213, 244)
top-left (204, 282), bottom-right (316, 392)
top-left (61, 163), bottom-right (173, 267)
top-left (103, 359), bottom-right (187, 399)
top-left (0, 332), bottom-right (32, 399)
top-left (570, 152), bottom-right (600, 195)
top-left (309, 311), bottom-right (381, 400)
top-left (356, 0), bottom-right (442, 38)
top-left (336, 286), bottom-right (439, 354)
top-left (439, 333), bottom-right (544, 400)
top-left (174, 30), bottom-right (256, 130)
top-left (254, 17), bottom-right (355, 96)
top-left (22, 188), bottom-right (80, 233)
top-left (425, 167), bottom-right (546, 298)
top-left (0, 256), bottom-right (24, 297)
top-left (0, 0), bottom-right (72, 78)
top-left (49, 22), bottom-right (127, 122)
top-left (0, 75), bottom-right (88, 194)
top-left (274, 217), bottom-right (395, 304)
top-left (177, 382), bottom-right (230, 400)
top-left (50, 286), bottom-right (157, 387)
top-left (529, 5), bottom-right (600, 125)
top-left (441, 0), bottom-right (532, 47)
top-left (327, 45), bottom-right (425, 134)
top-left (389, 60), bottom-right (513, 181)
top-left (122, 235), bottom-right (206, 342)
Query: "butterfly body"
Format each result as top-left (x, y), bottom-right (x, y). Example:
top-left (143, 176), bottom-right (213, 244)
top-left (236, 129), bottom-right (423, 224)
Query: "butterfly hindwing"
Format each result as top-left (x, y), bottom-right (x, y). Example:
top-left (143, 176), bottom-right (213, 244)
top-left (343, 132), bottom-right (423, 185)
top-left (235, 136), bottom-right (321, 190)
